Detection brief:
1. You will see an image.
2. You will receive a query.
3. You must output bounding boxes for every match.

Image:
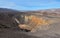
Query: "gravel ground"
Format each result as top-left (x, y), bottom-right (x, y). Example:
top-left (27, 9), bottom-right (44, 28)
top-left (0, 15), bottom-right (60, 38)
top-left (0, 28), bottom-right (39, 38)
top-left (0, 23), bottom-right (60, 38)
top-left (0, 19), bottom-right (60, 38)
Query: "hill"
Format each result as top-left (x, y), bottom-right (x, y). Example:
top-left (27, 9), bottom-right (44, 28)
top-left (0, 8), bottom-right (60, 38)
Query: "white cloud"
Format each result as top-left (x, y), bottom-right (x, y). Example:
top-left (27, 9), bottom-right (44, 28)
top-left (21, 0), bottom-right (60, 7)
top-left (0, 0), bottom-right (16, 7)
top-left (0, 0), bottom-right (60, 10)
top-left (0, 0), bottom-right (27, 10)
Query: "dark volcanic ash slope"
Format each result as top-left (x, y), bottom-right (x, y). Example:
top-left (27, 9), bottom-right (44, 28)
top-left (0, 8), bottom-right (40, 38)
top-left (0, 8), bottom-right (60, 38)
top-left (0, 8), bottom-right (23, 28)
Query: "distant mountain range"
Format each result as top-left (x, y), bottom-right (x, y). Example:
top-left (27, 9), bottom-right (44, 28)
top-left (0, 8), bottom-right (60, 18)
top-left (0, 8), bottom-right (60, 13)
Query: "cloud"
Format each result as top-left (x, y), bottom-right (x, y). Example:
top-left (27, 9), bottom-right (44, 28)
top-left (0, 0), bottom-right (15, 7)
top-left (19, 0), bottom-right (60, 7)
top-left (0, 0), bottom-right (27, 10)
top-left (0, 0), bottom-right (60, 10)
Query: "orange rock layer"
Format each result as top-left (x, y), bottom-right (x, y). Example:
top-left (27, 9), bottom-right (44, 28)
top-left (29, 16), bottom-right (50, 26)
top-left (19, 15), bottom-right (53, 32)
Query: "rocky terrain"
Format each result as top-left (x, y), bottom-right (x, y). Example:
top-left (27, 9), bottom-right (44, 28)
top-left (0, 8), bottom-right (60, 38)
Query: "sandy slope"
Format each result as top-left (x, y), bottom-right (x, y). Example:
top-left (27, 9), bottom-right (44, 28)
top-left (0, 18), bottom-right (60, 38)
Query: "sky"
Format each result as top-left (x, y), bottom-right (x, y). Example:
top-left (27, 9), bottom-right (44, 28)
top-left (0, 0), bottom-right (60, 10)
